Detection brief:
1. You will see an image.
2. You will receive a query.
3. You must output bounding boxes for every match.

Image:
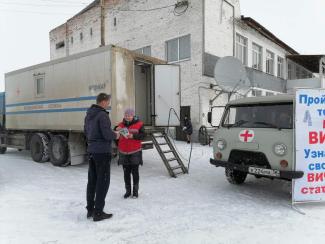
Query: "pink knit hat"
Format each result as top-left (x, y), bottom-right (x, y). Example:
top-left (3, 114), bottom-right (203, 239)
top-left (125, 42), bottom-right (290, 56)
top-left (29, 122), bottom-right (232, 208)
top-left (124, 108), bottom-right (135, 116)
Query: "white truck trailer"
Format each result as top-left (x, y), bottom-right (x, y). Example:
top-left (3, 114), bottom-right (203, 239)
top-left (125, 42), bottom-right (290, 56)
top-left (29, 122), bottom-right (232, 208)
top-left (1, 45), bottom-right (181, 167)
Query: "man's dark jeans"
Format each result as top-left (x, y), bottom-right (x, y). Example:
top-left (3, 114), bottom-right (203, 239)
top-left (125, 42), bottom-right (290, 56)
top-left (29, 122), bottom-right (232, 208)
top-left (86, 153), bottom-right (111, 214)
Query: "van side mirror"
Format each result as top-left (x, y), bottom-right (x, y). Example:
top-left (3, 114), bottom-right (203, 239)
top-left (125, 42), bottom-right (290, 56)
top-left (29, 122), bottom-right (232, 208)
top-left (207, 112), bottom-right (212, 124)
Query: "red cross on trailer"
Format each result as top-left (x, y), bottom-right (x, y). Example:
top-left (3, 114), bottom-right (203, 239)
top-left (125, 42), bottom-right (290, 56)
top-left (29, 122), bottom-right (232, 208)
top-left (239, 129), bottom-right (254, 142)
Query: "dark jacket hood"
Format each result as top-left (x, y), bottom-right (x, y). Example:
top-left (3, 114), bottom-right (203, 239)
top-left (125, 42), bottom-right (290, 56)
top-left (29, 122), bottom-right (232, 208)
top-left (86, 104), bottom-right (107, 119)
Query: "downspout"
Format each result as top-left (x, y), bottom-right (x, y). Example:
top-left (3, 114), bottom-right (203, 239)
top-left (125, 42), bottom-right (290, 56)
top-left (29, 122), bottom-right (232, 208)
top-left (100, 0), bottom-right (105, 46)
top-left (222, 0), bottom-right (235, 56)
top-left (65, 22), bottom-right (69, 56)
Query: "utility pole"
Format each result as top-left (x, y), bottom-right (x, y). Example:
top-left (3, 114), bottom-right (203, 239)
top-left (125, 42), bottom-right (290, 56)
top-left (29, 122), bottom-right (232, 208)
top-left (100, 0), bottom-right (105, 46)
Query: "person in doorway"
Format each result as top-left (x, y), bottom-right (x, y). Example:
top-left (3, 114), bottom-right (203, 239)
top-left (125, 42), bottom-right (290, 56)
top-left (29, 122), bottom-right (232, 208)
top-left (183, 116), bottom-right (193, 144)
top-left (115, 108), bottom-right (145, 199)
top-left (84, 93), bottom-right (119, 222)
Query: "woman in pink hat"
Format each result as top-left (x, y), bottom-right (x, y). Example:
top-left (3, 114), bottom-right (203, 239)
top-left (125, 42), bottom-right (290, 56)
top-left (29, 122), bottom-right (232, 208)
top-left (115, 108), bottom-right (145, 198)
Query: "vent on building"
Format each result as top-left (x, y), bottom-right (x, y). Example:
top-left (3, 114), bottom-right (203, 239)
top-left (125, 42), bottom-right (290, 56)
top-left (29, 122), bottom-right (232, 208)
top-left (90, 28), bottom-right (93, 36)
top-left (71, 36), bottom-right (73, 44)
top-left (80, 32), bottom-right (83, 41)
top-left (55, 41), bottom-right (65, 49)
top-left (114, 17), bottom-right (117, 26)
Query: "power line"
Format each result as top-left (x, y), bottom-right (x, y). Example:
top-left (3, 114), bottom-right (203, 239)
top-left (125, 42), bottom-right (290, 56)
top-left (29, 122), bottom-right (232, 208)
top-left (40, 0), bottom-right (90, 4)
top-left (106, 4), bottom-right (175, 12)
top-left (0, 8), bottom-right (74, 15)
top-left (0, 2), bottom-right (87, 7)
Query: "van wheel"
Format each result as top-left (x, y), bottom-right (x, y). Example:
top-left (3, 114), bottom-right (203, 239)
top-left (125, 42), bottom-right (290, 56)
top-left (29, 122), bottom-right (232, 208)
top-left (225, 168), bottom-right (247, 184)
top-left (49, 135), bottom-right (70, 167)
top-left (0, 146), bottom-right (7, 154)
top-left (30, 133), bottom-right (49, 163)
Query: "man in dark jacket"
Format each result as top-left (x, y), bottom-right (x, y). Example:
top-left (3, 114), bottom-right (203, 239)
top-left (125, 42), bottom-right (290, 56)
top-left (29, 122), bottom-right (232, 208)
top-left (84, 93), bottom-right (118, 222)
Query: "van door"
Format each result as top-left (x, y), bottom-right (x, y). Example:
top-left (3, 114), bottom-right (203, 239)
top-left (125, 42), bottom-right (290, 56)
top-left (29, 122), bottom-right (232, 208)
top-left (154, 65), bottom-right (180, 126)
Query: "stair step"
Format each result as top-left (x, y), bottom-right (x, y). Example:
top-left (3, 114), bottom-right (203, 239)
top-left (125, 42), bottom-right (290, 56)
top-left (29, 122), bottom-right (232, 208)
top-left (162, 150), bottom-right (173, 153)
top-left (154, 135), bottom-right (165, 138)
top-left (158, 143), bottom-right (168, 146)
top-left (171, 166), bottom-right (182, 170)
top-left (167, 158), bottom-right (177, 162)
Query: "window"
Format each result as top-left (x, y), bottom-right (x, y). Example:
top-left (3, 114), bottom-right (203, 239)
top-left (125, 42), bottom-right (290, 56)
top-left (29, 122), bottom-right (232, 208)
top-left (70, 36), bottom-right (73, 44)
top-left (80, 32), bottom-right (83, 41)
top-left (288, 63), bottom-right (293, 80)
top-left (277, 57), bottom-right (284, 78)
top-left (222, 104), bottom-right (293, 129)
top-left (166, 34), bottom-right (191, 63)
top-left (235, 33), bottom-right (248, 65)
top-left (266, 92), bottom-right (274, 96)
top-left (252, 43), bottom-right (262, 71)
top-left (266, 50), bottom-right (274, 75)
top-left (251, 89), bottom-right (262, 97)
top-left (55, 41), bottom-right (65, 49)
top-left (90, 28), bottom-right (93, 36)
top-left (135, 46), bottom-right (151, 56)
top-left (34, 74), bottom-right (45, 97)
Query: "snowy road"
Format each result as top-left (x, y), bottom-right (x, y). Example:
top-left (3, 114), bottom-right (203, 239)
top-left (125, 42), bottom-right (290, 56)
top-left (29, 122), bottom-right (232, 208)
top-left (1, 142), bottom-right (325, 244)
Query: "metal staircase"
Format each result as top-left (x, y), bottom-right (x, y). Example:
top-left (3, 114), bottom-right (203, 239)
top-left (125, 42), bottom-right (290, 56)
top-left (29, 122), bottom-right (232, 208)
top-left (151, 131), bottom-right (188, 177)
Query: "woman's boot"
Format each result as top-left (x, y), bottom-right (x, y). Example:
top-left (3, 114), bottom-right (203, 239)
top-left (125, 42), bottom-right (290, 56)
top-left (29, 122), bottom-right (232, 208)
top-left (124, 185), bottom-right (131, 198)
top-left (133, 184), bottom-right (139, 198)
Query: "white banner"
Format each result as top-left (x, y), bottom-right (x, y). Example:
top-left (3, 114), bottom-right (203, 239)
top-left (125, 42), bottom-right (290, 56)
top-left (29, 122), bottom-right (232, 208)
top-left (293, 89), bottom-right (325, 203)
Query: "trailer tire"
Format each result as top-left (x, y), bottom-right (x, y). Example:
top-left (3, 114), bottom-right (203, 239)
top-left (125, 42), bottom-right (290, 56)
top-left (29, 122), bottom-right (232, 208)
top-left (0, 146), bottom-right (7, 154)
top-left (49, 135), bottom-right (70, 167)
top-left (225, 168), bottom-right (247, 185)
top-left (30, 133), bottom-right (49, 163)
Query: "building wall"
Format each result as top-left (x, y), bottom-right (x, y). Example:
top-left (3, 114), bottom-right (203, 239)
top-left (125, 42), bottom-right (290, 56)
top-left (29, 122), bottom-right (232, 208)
top-left (236, 24), bottom-right (288, 79)
top-left (106, 0), bottom-right (204, 130)
top-left (49, 24), bottom-right (67, 60)
top-left (50, 6), bottom-right (101, 60)
top-left (204, 0), bottom-right (241, 58)
top-left (48, 0), bottom-right (306, 135)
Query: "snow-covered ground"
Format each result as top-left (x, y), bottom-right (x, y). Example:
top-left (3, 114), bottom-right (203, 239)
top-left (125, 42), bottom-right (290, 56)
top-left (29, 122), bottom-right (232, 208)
top-left (1, 142), bottom-right (325, 244)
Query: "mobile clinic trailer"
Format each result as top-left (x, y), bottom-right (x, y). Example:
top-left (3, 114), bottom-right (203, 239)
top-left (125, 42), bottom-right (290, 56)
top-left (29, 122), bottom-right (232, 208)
top-left (1, 45), bottom-right (181, 167)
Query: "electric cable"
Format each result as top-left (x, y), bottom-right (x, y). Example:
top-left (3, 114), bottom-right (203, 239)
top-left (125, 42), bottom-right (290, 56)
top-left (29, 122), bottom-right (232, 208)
top-left (166, 107), bottom-right (193, 173)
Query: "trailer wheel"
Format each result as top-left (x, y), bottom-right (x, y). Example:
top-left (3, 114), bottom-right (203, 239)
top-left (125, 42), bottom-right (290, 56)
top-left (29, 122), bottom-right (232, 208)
top-left (30, 133), bottom-right (49, 163)
top-left (49, 135), bottom-right (70, 167)
top-left (225, 168), bottom-right (247, 185)
top-left (0, 146), bottom-right (7, 154)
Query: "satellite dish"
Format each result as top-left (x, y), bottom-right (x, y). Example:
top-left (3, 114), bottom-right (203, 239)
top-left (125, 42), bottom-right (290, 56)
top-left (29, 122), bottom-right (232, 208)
top-left (214, 56), bottom-right (252, 94)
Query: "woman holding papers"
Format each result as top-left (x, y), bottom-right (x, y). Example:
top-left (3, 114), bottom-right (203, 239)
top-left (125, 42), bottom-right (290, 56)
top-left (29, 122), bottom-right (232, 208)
top-left (115, 108), bottom-right (145, 198)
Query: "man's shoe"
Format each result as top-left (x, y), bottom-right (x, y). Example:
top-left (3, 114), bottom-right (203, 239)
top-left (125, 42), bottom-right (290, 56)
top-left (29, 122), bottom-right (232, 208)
top-left (93, 211), bottom-right (113, 222)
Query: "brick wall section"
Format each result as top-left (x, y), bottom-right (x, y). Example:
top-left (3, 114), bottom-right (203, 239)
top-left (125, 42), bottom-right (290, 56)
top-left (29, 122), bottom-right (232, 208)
top-left (49, 0), bottom-right (294, 138)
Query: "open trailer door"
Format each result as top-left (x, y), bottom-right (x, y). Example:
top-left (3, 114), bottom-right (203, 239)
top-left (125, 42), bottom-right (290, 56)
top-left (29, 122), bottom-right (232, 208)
top-left (154, 65), bottom-right (180, 126)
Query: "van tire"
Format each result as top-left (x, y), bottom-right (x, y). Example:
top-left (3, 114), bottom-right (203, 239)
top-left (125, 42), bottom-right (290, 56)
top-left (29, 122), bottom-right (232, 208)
top-left (49, 135), bottom-right (70, 167)
top-left (0, 146), bottom-right (7, 154)
top-left (225, 168), bottom-right (247, 184)
top-left (30, 133), bottom-right (49, 163)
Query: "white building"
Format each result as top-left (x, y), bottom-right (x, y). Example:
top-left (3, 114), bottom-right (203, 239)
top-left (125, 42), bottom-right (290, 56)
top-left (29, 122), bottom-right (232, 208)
top-left (49, 0), bottom-right (324, 139)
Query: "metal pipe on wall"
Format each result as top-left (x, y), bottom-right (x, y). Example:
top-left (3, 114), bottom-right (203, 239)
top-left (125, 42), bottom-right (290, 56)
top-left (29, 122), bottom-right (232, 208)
top-left (222, 0), bottom-right (235, 57)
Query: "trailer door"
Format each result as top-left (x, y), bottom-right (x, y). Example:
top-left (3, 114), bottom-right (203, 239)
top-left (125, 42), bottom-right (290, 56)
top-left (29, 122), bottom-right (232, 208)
top-left (154, 65), bottom-right (180, 126)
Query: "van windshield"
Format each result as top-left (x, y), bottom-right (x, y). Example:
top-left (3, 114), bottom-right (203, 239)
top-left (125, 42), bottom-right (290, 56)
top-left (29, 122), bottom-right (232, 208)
top-left (222, 103), bottom-right (293, 129)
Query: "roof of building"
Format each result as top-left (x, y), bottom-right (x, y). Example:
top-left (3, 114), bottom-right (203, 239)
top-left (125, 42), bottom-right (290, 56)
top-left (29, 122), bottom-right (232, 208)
top-left (69, 0), bottom-right (99, 20)
top-left (287, 55), bottom-right (325, 73)
top-left (241, 16), bottom-right (299, 55)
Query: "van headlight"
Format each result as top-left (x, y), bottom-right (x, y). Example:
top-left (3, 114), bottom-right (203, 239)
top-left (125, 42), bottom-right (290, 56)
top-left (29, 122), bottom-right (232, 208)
top-left (273, 143), bottom-right (287, 156)
top-left (217, 139), bottom-right (227, 150)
